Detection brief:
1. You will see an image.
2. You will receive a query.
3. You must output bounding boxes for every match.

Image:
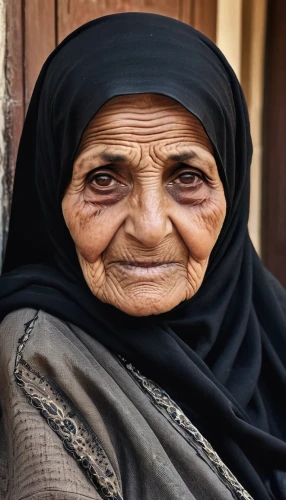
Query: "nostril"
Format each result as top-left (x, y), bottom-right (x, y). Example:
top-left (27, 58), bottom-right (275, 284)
top-left (124, 218), bottom-right (172, 248)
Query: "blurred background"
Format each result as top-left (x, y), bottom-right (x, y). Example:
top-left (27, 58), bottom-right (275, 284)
top-left (0, 0), bottom-right (285, 286)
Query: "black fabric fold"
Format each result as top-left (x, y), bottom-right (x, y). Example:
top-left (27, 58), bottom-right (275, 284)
top-left (1, 13), bottom-right (286, 499)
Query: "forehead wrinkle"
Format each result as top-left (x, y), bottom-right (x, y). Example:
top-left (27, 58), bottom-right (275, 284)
top-left (84, 117), bottom-right (205, 135)
top-left (96, 106), bottom-right (182, 119)
top-left (80, 109), bottom-right (211, 147)
top-left (81, 131), bottom-right (211, 148)
top-left (94, 98), bottom-right (190, 118)
top-left (82, 106), bottom-right (208, 140)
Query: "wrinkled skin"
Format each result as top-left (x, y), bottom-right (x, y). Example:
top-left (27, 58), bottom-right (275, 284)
top-left (62, 94), bottom-right (226, 316)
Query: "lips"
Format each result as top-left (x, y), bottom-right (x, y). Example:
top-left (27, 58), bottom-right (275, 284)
top-left (116, 261), bottom-right (177, 277)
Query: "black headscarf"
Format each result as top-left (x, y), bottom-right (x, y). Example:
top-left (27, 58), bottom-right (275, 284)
top-left (1, 13), bottom-right (286, 499)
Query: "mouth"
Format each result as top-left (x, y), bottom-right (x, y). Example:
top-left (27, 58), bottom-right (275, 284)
top-left (115, 261), bottom-right (177, 277)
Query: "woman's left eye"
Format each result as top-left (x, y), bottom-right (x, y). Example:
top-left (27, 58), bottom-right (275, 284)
top-left (90, 174), bottom-right (119, 187)
top-left (170, 172), bottom-right (202, 185)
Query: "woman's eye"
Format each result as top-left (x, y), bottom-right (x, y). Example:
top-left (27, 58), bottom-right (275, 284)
top-left (171, 172), bottom-right (202, 185)
top-left (90, 174), bottom-right (118, 187)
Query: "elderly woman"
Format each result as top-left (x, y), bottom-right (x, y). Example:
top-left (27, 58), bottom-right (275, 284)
top-left (0, 12), bottom-right (285, 500)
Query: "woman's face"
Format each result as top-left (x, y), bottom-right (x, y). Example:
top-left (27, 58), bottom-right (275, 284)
top-left (62, 94), bottom-right (226, 316)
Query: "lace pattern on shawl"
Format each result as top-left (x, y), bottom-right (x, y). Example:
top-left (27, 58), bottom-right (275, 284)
top-left (119, 356), bottom-right (253, 500)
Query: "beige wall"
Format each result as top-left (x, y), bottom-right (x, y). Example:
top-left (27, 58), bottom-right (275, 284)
top-left (217, 0), bottom-right (243, 79)
top-left (216, 0), bottom-right (266, 254)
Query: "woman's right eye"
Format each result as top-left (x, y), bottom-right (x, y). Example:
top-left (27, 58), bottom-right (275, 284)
top-left (84, 170), bottom-right (129, 205)
top-left (90, 173), bottom-right (119, 187)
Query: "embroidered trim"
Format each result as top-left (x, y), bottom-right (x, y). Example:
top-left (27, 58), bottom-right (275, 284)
top-left (14, 313), bottom-right (123, 500)
top-left (119, 357), bottom-right (253, 500)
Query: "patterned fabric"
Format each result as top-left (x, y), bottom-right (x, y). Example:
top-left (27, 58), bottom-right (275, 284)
top-left (14, 313), bottom-right (123, 500)
top-left (119, 357), bottom-right (253, 500)
top-left (13, 311), bottom-right (252, 500)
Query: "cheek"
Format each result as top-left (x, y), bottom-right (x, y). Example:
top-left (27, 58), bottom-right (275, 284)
top-left (172, 195), bottom-right (226, 261)
top-left (62, 195), bottom-right (125, 263)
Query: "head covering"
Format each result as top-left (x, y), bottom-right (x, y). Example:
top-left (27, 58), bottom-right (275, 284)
top-left (1, 13), bottom-right (286, 499)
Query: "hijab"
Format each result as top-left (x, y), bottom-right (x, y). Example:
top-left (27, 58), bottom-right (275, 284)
top-left (1, 13), bottom-right (286, 499)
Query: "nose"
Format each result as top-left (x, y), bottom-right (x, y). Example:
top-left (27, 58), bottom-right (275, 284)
top-left (124, 188), bottom-right (173, 247)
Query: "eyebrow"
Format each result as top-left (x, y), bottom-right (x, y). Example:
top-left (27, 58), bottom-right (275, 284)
top-left (100, 152), bottom-right (127, 163)
top-left (169, 152), bottom-right (198, 162)
top-left (100, 151), bottom-right (199, 164)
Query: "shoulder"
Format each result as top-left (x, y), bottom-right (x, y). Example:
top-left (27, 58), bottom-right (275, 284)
top-left (0, 309), bottom-right (70, 388)
top-left (0, 307), bottom-right (38, 331)
top-left (0, 309), bottom-right (38, 366)
top-left (0, 308), bottom-right (67, 332)
top-left (0, 308), bottom-right (105, 499)
top-left (0, 308), bottom-right (72, 343)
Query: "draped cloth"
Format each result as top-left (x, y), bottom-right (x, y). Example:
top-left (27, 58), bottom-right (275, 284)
top-left (1, 13), bottom-right (286, 499)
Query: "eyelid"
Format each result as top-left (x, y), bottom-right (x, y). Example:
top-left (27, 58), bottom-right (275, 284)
top-left (177, 162), bottom-right (214, 179)
top-left (86, 164), bottom-right (113, 178)
top-left (86, 165), bottom-right (125, 183)
top-left (168, 165), bottom-right (205, 181)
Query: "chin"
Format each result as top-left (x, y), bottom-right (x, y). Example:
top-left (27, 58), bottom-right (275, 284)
top-left (113, 296), bottom-right (183, 317)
